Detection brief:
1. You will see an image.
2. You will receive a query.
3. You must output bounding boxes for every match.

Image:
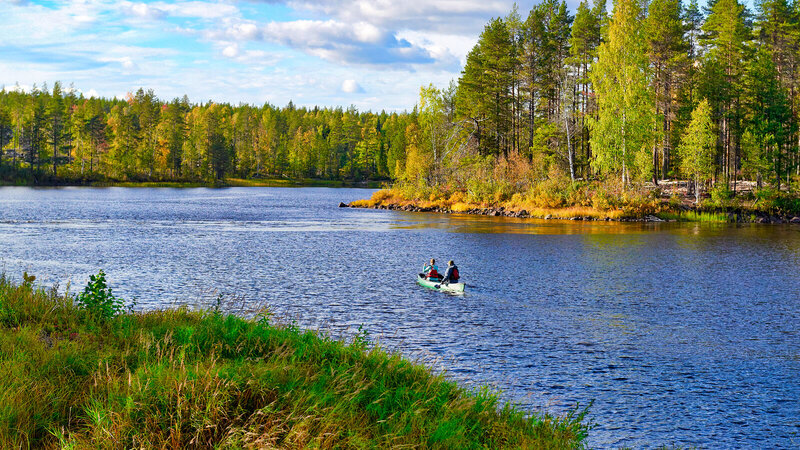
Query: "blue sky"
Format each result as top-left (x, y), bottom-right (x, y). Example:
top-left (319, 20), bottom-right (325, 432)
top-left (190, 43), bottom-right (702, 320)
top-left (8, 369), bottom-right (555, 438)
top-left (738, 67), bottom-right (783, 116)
top-left (0, 0), bottom-right (530, 111)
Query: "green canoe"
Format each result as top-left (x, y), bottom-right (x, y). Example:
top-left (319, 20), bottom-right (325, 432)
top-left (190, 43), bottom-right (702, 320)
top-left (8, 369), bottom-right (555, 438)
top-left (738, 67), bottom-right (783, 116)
top-left (416, 275), bottom-right (466, 293)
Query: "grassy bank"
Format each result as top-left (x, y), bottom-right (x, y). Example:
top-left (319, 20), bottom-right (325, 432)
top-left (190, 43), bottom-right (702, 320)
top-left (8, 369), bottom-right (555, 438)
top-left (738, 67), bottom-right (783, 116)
top-left (351, 182), bottom-right (800, 223)
top-left (0, 273), bottom-right (588, 448)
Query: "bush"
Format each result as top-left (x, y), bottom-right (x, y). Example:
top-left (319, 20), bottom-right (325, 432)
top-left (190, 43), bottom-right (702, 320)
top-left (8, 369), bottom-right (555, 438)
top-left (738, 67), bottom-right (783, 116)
top-left (590, 185), bottom-right (619, 211)
top-left (525, 178), bottom-right (569, 208)
top-left (708, 184), bottom-right (734, 208)
top-left (668, 194), bottom-right (683, 209)
top-left (76, 270), bottom-right (125, 320)
top-left (754, 188), bottom-right (800, 215)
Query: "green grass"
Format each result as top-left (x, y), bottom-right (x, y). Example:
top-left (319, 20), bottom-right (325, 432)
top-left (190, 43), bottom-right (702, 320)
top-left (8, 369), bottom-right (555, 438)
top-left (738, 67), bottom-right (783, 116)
top-left (655, 211), bottom-right (730, 222)
top-left (0, 274), bottom-right (589, 449)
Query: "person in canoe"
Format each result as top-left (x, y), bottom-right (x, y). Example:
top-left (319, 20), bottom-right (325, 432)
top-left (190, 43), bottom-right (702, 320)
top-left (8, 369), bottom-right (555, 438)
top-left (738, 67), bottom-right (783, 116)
top-left (420, 258), bottom-right (442, 280)
top-left (441, 260), bottom-right (460, 284)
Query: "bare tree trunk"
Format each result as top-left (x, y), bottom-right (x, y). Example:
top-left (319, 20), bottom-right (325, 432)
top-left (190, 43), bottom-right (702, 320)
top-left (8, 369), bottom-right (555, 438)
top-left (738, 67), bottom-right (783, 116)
top-left (565, 114), bottom-right (574, 183)
top-left (695, 176), bottom-right (700, 204)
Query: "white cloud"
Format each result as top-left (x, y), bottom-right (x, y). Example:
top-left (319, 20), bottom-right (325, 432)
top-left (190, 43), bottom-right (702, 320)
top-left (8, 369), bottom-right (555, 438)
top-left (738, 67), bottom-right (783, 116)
top-left (122, 2), bottom-right (167, 20)
top-left (341, 79), bottom-right (363, 94)
top-left (153, 1), bottom-right (240, 20)
top-left (222, 44), bottom-right (239, 58)
top-left (287, 0), bottom-right (511, 34)
top-left (256, 19), bottom-right (435, 67)
top-left (226, 22), bottom-right (260, 40)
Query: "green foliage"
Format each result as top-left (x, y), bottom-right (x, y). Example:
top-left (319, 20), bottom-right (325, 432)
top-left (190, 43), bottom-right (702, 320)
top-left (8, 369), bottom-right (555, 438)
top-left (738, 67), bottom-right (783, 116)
top-left (754, 188), bottom-right (800, 215)
top-left (75, 270), bottom-right (125, 320)
top-left (0, 275), bottom-right (589, 448)
top-left (589, 0), bottom-right (656, 185)
top-left (0, 87), bottom-right (408, 184)
top-left (677, 99), bottom-right (716, 203)
top-left (709, 184), bottom-right (734, 204)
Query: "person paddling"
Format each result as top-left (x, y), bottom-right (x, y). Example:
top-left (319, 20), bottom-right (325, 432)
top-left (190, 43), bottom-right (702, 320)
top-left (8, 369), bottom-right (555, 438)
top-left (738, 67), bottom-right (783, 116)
top-left (421, 258), bottom-right (441, 280)
top-left (441, 260), bottom-right (459, 284)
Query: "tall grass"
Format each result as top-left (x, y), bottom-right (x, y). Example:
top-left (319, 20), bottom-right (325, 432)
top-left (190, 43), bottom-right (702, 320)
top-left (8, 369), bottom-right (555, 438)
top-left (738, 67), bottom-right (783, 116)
top-left (656, 211), bottom-right (730, 222)
top-left (0, 274), bottom-right (589, 448)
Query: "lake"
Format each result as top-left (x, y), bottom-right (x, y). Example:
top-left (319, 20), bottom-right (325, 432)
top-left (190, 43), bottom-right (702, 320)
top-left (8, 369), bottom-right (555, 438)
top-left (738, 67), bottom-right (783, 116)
top-left (1, 186), bottom-right (798, 448)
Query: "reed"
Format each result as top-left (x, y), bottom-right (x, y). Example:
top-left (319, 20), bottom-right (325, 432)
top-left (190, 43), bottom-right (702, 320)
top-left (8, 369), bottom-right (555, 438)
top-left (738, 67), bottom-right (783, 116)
top-left (656, 211), bottom-right (730, 222)
top-left (0, 273), bottom-right (589, 449)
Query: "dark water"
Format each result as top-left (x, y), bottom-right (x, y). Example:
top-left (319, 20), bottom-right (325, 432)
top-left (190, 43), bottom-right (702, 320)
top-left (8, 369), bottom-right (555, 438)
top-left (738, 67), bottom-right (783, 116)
top-left (1, 186), bottom-right (798, 448)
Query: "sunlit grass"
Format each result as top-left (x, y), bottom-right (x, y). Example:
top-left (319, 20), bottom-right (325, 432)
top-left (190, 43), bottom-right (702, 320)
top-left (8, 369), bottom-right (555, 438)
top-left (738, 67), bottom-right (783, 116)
top-left (355, 187), bottom-right (798, 222)
top-left (0, 273), bottom-right (589, 448)
top-left (354, 189), bottom-right (628, 219)
top-left (656, 211), bottom-right (730, 222)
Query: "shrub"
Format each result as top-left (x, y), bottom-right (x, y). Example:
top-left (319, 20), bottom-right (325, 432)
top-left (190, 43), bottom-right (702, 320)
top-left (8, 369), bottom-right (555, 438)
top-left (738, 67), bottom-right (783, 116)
top-left (525, 178), bottom-right (568, 208)
top-left (75, 270), bottom-right (125, 320)
top-left (668, 194), bottom-right (683, 209)
top-left (754, 187), bottom-right (800, 215)
top-left (590, 184), bottom-right (620, 211)
top-left (708, 184), bottom-right (734, 208)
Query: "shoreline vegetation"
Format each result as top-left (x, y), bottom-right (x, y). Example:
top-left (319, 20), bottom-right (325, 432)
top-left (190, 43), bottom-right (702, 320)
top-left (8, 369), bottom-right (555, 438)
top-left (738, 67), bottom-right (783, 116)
top-left (347, 180), bottom-right (800, 224)
top-left (0, 273), bottom-right (589, 448)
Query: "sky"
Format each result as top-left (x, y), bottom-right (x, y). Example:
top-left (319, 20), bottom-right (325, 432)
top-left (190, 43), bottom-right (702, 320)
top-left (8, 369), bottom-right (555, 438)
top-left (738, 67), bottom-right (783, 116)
top-left (0, 0), bottom-right (538, 111)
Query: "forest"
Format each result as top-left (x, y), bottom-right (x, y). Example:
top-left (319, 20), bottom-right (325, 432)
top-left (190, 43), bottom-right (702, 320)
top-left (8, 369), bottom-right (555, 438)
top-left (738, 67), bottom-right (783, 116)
top-left (379, 0), bottom-right (800, 215)
top-left (4, 0), bottom-right (800, 215)
top-left (0, 84), bottom-right (415, 184)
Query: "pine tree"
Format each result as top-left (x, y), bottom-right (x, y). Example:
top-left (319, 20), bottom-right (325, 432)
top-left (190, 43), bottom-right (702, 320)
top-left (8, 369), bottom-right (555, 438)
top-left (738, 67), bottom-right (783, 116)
top-left (47, 81), bottom-right (66, 176)
top-left (0, 106), bottom-right (12, 168)
top-left (742, 48), bottom-right (793, 186)
top-left (755, 0), bottom-right (800, 183)
top-left (458, 18), bottom-right (514, 156)
top-left (568, 0), bottom-right (604, 178)
top-left (644, 0), bottom-right (688, 182)
top-left (700, 0), bottom-right (750, 187)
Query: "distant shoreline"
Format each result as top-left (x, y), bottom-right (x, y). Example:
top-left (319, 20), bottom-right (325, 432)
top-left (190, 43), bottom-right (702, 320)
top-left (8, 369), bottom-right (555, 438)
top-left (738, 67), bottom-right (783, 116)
top-left (0, 177), bottom-right (385, 189)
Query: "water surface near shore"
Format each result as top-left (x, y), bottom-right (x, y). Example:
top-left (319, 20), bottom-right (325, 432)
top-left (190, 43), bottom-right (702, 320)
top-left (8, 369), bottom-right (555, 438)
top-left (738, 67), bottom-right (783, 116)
top-left (1, 186), bottom-right (798, 448)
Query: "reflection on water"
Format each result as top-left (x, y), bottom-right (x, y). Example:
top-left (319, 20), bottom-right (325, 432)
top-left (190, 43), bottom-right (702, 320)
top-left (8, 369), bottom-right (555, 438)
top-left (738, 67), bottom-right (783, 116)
top-left (0, 186), bottom-right (798, 448)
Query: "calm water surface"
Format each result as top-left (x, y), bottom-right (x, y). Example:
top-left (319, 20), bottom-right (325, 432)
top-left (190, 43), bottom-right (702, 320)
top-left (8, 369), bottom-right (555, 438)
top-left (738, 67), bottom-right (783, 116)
top-left (1, 186), bottom-right (798, 448)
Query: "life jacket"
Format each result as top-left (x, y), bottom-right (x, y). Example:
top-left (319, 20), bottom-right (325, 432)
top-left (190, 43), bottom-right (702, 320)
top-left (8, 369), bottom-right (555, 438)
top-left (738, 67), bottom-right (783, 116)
top-left (427, 269), bottom-right (441, 279)
top-left (452, 266), bottom-right (459, 281)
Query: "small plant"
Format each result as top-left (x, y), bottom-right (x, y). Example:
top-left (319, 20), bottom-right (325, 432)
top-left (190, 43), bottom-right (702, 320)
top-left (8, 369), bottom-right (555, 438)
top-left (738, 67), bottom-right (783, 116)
top-left (255, 308), bottom-right (273, 328)
top-left (76, 270), bottom-right (125, 320)
top-left (22, 272), bottom-right (36, 290)
top-left (352, 324), bottom-right (370, 350)
top-left (668, 194), bottom-right (683, 209)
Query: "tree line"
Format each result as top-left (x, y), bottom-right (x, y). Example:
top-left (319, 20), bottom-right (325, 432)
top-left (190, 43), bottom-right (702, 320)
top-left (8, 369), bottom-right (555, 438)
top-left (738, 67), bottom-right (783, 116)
top-left (0, 83), bottom-right (416, 183)
top-left (405, 0), bottom-right (800, 201)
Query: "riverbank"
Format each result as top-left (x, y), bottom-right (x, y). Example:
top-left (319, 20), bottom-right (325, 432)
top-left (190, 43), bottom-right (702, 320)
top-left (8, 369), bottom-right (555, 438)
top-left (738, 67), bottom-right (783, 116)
top-left (0, 273), bottom-right (588, 448)
top-left (346, 186), bottom-right (800, 224)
